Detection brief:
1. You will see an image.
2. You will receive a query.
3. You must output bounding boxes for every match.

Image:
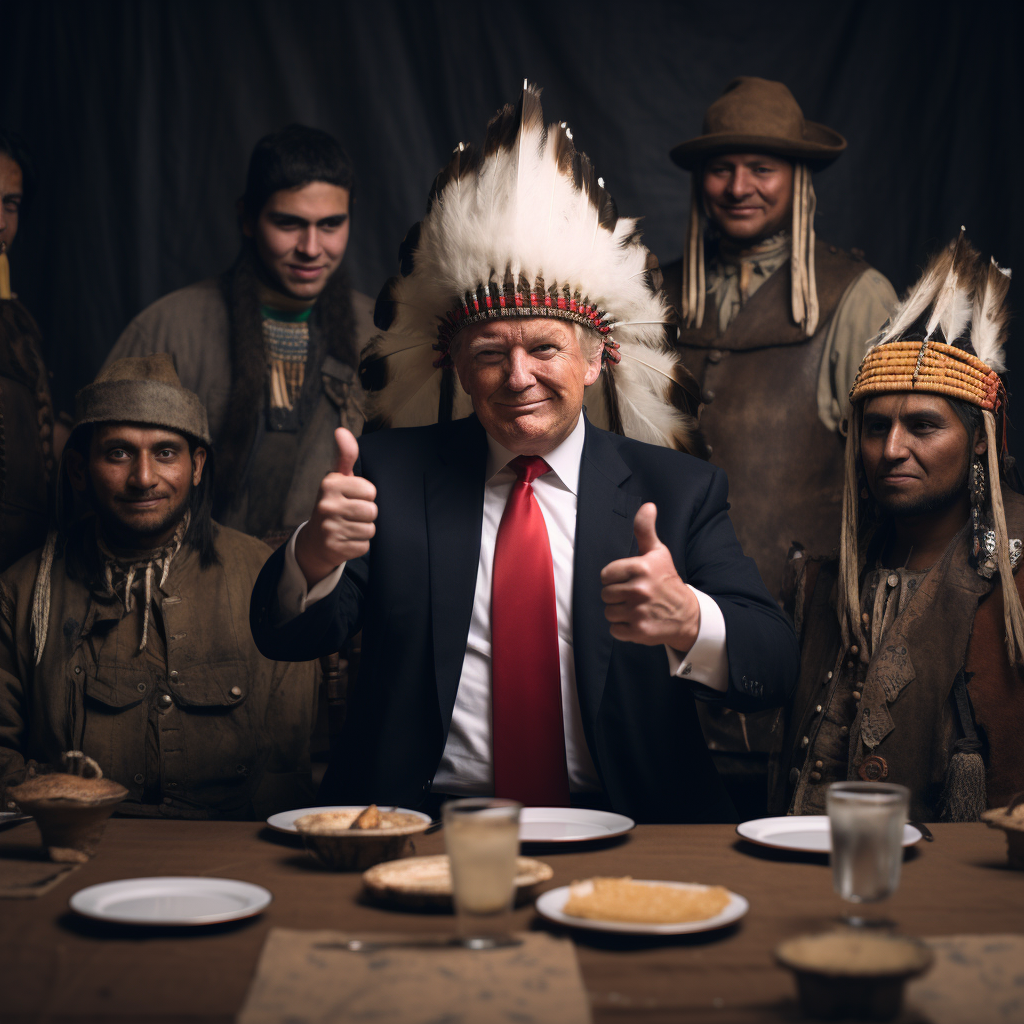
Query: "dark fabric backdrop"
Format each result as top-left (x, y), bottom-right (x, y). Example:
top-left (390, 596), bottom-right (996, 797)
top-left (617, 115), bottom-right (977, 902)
top-left (3, 0), bottom-right (1022, 447)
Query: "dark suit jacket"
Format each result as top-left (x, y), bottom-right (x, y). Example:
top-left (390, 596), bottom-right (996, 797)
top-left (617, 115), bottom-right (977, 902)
top-left (250, 415), bottom-right (799, 823)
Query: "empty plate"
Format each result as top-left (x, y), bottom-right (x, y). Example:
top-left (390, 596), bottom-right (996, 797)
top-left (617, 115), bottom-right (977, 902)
top-left (519, 807), bottom-right (634, 843)
top-left (69, 876), bottom-right (273, 926)
top-left (736, 815), bottom-right (923, 853)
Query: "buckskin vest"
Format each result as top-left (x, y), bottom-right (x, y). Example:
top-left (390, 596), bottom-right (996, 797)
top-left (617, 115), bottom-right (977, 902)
top-left (770, 488), bottom-right (1024, 822)
top-left (662, 242), bottom-right (869, 599)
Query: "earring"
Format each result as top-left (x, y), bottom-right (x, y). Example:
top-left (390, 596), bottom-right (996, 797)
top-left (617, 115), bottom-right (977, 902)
top-left (970, 454), bottom-right (986, 560)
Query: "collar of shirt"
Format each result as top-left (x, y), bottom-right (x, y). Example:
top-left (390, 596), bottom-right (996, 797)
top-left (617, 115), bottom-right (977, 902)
top-left (483, 413), bottom-right (586, 495)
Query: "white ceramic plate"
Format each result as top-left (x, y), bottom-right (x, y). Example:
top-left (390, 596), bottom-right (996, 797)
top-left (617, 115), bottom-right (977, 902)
top-left (69, 876), bottom-right (273, 926)
top-left (517, 807), bottom-right (635, 843)
top-left (735, 815), bottom-right (923, 853)
top-left (266, 805), bottom-right (430, 834)
top-left (536, 880), bottom-right (748, 935)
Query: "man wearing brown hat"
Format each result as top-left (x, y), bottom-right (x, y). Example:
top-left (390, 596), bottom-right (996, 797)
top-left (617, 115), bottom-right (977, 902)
top-left (660, 77), bottom-right (897, 816)
top-left (0, 355), bottom-right (318, 819)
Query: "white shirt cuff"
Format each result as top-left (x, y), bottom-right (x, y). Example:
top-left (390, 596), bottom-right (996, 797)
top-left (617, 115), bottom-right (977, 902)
top-left (665, 587), bottom-right (729, 693)
top-left (275, 522), bottom-right (346, 624)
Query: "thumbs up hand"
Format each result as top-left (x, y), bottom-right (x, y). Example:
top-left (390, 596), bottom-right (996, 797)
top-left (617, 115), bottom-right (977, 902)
top-left (294, 427), bottom-right (378, 587)
top-left (599, 502), bottom-right (701, 650)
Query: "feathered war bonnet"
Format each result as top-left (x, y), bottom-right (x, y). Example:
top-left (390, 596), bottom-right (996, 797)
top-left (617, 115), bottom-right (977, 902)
top-left (360, 83), bottom-right (705, 455)
top-left (839, 231), bottom-right (1024, 662)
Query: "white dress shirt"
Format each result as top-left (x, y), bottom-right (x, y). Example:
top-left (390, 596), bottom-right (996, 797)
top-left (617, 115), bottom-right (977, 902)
top-left (277, 413), bottom-right (729, 795)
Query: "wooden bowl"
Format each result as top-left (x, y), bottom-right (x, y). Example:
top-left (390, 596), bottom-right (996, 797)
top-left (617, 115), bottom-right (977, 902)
top-left (294, 808), bottom-right (431, 871)
top-left (362, 854), bottom-right (553, 910)
top-left (775, 931), bottom-right (934, 1021)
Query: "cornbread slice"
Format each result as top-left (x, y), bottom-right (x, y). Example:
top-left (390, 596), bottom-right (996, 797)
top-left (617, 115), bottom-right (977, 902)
top-left (562, 877), bottom-right (731, 924)
top-left (350, 804), bottom-right (382, 829)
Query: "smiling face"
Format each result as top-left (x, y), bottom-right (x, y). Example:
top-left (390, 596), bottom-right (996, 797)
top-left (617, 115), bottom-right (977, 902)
top-left (701, 152), bottom-right (793, 244)
top-left (860, 394), bottom-right (984, 517)
top-left (451, 319), bottom-right (603, 456)
top-left (245, 181), bottom-right (350, 300)
top-left (67, 424), bottom-right (206, 549)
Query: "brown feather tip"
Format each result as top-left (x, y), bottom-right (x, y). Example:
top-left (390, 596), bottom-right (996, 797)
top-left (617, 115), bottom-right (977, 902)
top-left (482, 81), bottom-right (544, 158)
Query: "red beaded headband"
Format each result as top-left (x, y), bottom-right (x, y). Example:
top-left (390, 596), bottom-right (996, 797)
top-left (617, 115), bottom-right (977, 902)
top-left (433, 274), bottom-right (620, 368)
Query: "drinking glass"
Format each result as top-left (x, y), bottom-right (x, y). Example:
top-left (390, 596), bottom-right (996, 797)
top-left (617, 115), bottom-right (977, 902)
top-left (442, 797), bottom-right (522, 949)
top-left (827, 781), bottom-right (910, 926)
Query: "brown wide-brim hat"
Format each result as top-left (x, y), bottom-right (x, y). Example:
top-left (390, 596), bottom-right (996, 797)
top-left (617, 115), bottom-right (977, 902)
top-left (670, 76), bottom-right (847, 171)
top-left (73, 353), bottom-right (212, 445)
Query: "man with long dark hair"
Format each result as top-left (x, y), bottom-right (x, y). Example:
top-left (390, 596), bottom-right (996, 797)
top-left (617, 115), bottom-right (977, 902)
top-left (104, 125), bottom-right (372, 539)
top-left (0, 355), bottom-right (318, 819)
top-left (0, 128), bottom-right (66, 571)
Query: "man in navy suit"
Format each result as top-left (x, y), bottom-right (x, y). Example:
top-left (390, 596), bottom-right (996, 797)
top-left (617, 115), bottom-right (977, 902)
top-left (249, 86), bottom-right (798, 822)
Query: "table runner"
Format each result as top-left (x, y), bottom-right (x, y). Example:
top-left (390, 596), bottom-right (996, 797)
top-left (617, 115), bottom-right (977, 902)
top-left (236, 928), bottom-right (592, 1024)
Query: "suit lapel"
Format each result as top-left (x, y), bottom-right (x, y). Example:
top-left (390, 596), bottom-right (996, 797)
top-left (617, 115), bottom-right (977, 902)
top-left (426, 417), bottom-right (488, 734)
top-left (573, 419), bottom-right (641, 732)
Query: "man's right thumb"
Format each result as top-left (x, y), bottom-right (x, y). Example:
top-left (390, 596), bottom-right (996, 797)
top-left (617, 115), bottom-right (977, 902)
top-left (334, 427), bottom-right (359, 476)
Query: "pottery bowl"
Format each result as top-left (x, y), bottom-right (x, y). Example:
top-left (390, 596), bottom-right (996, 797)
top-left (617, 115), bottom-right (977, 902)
top-left (775, 931), bottom-right (934, 1021)
top-left (8, 773), bottom-right (128, 863)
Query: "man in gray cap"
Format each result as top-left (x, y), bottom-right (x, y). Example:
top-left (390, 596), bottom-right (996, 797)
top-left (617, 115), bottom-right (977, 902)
top-left (659, 77), bottom-right (897, 817)
top-left (0, 355), bottom-right (318, 819)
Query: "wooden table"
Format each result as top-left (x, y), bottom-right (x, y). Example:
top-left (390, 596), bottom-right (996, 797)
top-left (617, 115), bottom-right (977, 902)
top-left (1, 818), bottom-right (1020, 1023)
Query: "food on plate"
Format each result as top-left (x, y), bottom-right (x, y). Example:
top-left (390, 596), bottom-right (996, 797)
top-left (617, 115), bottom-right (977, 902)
top-left (562, 876), bottom-right (730, 924)
top-left (296, 808), bottom-right (424, 833)
top-left (350, 804), bottom-right (382, 829)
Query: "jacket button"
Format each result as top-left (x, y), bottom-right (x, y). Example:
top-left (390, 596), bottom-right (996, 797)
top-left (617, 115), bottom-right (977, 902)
top-left (800, 736), bottom-right (809, 748)
top-left (137, 683), bottom-right (147, 693)
top-left (158, 694), bottom-right (173, 709)
top-left (134, 773), bottom-right (144, 785)
top-left (230, 686), bottom-right (243, 699)
top-left (169, 670), bottom-right (179, 680)
top-left (814, 705), bottom-right (822, 714)
top-left (850, 645), bottom-right (859, 655)
top-left (840, 726), bottom-right (849, 737)
top-left (814, 760), bottom-right (823, 769)
top-left (852, 690), bottom-right (862, 701)
top-left (706, 349), bottom-right (723, 364)
top-left (827, 671), bottom-right (833, 680)
top-left (858, 755), bottom-right (889, 781)
top-left (704, 388), bottom-right (716, 403)
top-left (887, 573), bottom-right (899, 587)
top-left (810, 771), bottom-right (821, 782)
top-left (74, 667), bottom-right (82, 675)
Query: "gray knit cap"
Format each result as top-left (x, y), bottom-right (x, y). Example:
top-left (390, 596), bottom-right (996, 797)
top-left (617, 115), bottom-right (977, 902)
top-left (73, 353), bottom-right (211, 444)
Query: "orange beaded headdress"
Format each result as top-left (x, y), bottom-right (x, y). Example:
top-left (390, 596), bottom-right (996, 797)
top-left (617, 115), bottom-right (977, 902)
top-left (840, 232), bottom-right (1023, 663)
top-left (850, 231), bottom-right (1009, 412)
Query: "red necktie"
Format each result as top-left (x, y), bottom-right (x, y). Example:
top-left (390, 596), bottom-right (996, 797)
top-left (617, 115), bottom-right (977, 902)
top-left (491, 455), bottom-right (570, 807)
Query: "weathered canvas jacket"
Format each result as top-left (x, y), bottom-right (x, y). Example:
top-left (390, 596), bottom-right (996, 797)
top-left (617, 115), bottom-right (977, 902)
top-left (0, 523), bottom-right (318, 819)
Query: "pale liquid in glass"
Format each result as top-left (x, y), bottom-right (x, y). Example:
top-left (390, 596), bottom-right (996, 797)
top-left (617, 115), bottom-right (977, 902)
top-left (829, 797), bottom-right (905, 903)
top-left (445, 814), bottom-right (519, 915)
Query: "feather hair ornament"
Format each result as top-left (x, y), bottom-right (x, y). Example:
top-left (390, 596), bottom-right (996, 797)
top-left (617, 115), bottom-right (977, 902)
top-left (843, 233), bottom-right (1024, 665)
top-left (360, 82), bottom-right (705, 455)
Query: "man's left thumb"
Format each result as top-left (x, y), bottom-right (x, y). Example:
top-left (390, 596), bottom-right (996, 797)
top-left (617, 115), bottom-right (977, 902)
top-left (633, 502), bottom-right (662, 555)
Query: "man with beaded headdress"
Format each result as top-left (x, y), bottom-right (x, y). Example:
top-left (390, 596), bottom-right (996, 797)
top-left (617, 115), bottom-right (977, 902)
top-left (770, 234), bottom-right (1024, 822)
top-left (0, 355), bottom-right (318, 819)
top-left (659, 76), bottom-right (899, 817)
top-left (250, 84), bottom-right (798, 824)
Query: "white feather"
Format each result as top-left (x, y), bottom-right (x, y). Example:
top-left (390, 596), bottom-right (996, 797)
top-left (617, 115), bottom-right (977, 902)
top-left (368, 88), bottom-right (689, 450)
top-left (971, 258), bottom-right (1012, 372)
